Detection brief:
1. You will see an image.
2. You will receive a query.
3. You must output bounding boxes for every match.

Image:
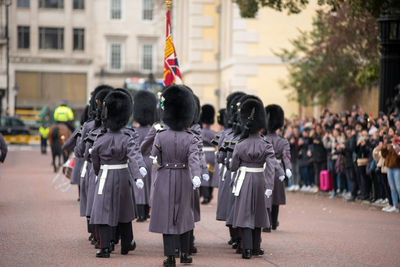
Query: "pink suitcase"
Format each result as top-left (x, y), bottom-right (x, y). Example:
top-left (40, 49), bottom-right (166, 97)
top-left (320, 170), bottom-right (333, 191)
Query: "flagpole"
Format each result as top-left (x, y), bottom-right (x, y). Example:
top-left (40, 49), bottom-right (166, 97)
top-left (166, 0), bottom-right (172, 10)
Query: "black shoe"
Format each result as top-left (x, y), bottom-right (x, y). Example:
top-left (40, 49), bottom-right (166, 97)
top-left (180, 253), bottom-right (193, 264)
top-left (252, 248), bottom-right (264, 256)
top-left (163, 256), bottom-right (176, 266)
top-left (136, 217), bottom-right (145, 222)
top-left (96, 248), bottom-right (110, 258)
top-left (228, 238), bottom-right (234, 245)
top-left (121, 240), bottom-right (136, 255)
top-left (236, 246), bottom-right (243, 254)
top-left (272, 221), bottom-right (279, 230)
top-left (242, 249), bottom-right (252, 259)
top-left (77, 198), bottom-right (80, 202)
top-left (232, 242), bottom-right (239, 249)
top-left (347, 196), bottom-right (356, 202)
top-left (189, 246), bottom-right (197, 255)
top-left (201, 198), bottom-right (209, 205)
top-left (110, 241), bottom-right (115, 252)
top-left (262, 227), bottom-right (271, 233)
top-left (174, 248), bottom-right (180, 258)
top-left (88, 234), bottom-right (94, 242)
top-left (94, 241), bottom-right (100, 249)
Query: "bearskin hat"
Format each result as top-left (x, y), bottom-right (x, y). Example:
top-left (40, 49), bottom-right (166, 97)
top-left (103, 90), bottom-right (133, 132)
top-left (89, 85), bottom-right (113, 119)
top-left (240, 97), bottom-right (266, 134)
top-left (192, 94), bottom-right (201, 125)
top-left (133, 90), bottom-right (157, 126)
top-left (94, 87), bottom-right (114, 127)
top-left (80, 105), bottom-right (90, 126)
top-left (226, 92), bottom-right (246, 115)
top-left (217, 108), bottom-right (226, 126)
top-left (161, 85), bottom-right (195, 131)
top-left (265, 104), bottom-right (284, 133)
top-left (200, 104), bottom-right (215, 125)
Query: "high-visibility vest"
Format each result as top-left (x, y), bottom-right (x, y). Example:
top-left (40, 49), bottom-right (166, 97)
top-left (39, 126), bottom-right (50, 139)
top-left (54, 106), bottom-right (74, 122)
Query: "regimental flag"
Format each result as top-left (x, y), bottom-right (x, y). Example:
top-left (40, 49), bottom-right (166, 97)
top-left (163, 9), bottom-right (182, 87)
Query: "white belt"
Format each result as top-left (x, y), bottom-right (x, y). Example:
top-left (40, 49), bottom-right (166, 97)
top-left (203, 147), bottom-right (216, 152)
top-left (276, 159), bottom-right (282, 164)
top-left (233, 166), bottom-right (264, 197)
top-left (80, 160), bottom-right (88, 178)
top-left (98, 164), bottom-right (128, 194)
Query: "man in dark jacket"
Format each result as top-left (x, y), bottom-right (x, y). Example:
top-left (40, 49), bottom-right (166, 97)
top-left (343, 127), bottom-right (358, 201)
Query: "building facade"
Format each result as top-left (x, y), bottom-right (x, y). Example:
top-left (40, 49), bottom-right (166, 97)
top-left (173, 0), bottom-right (319, 116)
top-left (5, 0), bottom-right (165, 115)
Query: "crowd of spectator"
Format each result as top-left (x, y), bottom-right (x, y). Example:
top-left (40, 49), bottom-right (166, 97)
top-left (282, 106), bottom-right (400, 213)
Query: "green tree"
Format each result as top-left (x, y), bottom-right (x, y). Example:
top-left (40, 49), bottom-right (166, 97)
top-left (274, 4), bottom-right (379, 106)
top-left (233, 0), bottom-right (400, 18)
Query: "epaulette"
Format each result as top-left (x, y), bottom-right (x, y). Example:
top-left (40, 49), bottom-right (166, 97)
top-left (84, 132), bottom-right (100, 143)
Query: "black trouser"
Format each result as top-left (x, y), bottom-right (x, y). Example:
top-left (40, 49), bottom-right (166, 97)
top-left (189, 229), bottom-right (195, 249)
top-left (99, 222), bottom-right (133, 250)
top-left (380, 171), bottom-right (393, 205)
top-left (346, 167), bottom-right (358, 197)
top-left (228, 224), bottom-right (239, 243)
top-left (87, 217), bottom-right (94, 234)
top-left (239, 227), bottom-right (261, 250)
top-left (200, 186), bottom-right (213, 200)
top-left (358, 165), bottom-right (371, 200)
top-left (271, 205), bottom-right (279, 227)
top-left (40, 137), bottom-right (47, 154)
top-left (313, 161), bottom-right (327, 186)
top-left (137, 204), bottom-right (146, 219)
top-left (163, 231), bottom-right (190, 256)
top-left (370, 170), bottom-right (379, 200)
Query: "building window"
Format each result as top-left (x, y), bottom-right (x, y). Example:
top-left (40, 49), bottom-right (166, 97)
top-left (73, 0), bottom-right (84, 9)
top-left (109, 43), bottom-right (123, 71)
top-left (17, 0), bottom-right (30, 8)
top-left (39, 0), bottom-right (64, 9)
top-left (142, 0), bottom-right (153, 21)
top-left (141, 44), bottom-right (153, 71)
top-left (73, 28), bottom-right (84, 51)
top-left (17, 26), bottom-right (30, 49)
top-left (39, 27), bottom-right (64, 50)
top-left (110, 0), bottom-right (122, 20)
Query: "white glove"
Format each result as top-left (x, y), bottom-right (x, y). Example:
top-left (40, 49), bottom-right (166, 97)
top-left (265, 189), bottom-right (272, 198)
top-left (139, 167), bottom-right (147, 177)
top-left (192, 176), bottom-right (201, 189)
top-left (202, 173), bottom-right (210, 181)
top-left (279, 175), bottom-right (286, 182)
top-left (136, 179), bottom-right (144, 189)
top-left (285, 169), bottom-right (292, 179)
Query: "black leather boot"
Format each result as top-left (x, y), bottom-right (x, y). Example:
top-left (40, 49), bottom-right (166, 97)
top-left (242, 249), bottom-right (252, 259)
top-left (262, 227), bottom-right (271, 233)
top-left (228, 238), bottom-right (234, 245)
top-left (96, 248), bottom-right (110, 258)
top-left (252, 248), bottom-right (264, 256)
top-left (180, 253), bottom-right (193, 264)
top-left (163, 256), bottom-right (176, 267)
top-left (189, 245), bottom-right (197, 255)
top-left (88, 233), bottom-right (94, 242)
top-left (121, 240), bottom-right (136, 255)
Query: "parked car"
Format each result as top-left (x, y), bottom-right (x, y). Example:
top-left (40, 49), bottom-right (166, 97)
top-left (0, 116), bottom-right (30, 135)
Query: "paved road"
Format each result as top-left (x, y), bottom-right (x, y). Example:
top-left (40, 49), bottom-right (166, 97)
top-left (1, 149), bottom-right (400, 267)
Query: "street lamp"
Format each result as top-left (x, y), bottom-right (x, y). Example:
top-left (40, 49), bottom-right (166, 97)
top-left (378, 8), bottom-right (400, 114)
top-left (2, 0), bottom-right (12, 115)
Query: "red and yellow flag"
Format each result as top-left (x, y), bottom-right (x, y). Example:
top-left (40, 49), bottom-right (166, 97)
top-left (163, 9), bottom-right (182, 87)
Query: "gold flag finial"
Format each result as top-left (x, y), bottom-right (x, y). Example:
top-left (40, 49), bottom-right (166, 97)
top-left (166, 0), bottom-right (172, 10)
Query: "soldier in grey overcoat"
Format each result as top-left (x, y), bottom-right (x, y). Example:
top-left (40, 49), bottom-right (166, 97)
top-left (210, 108), bottom-right (226, 188)
top-left (149, 85), bottom-right (201, 267)
top-left (230, 96), bottom-right (275, 259)
top-left (132, 90), bottom-right (157, 221)
top-left (199, 104), bottom-right (217, 204)
top-left (74, 85), bottom-right (113, 244)
top-left (0, 132), bottom-right (7, 163)
top-left (90, 90), bottom-right (143, 258)
top-left (216, 92), bottom-right (245, 248)
top-left (265, 105), bottom-right (292, 231)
